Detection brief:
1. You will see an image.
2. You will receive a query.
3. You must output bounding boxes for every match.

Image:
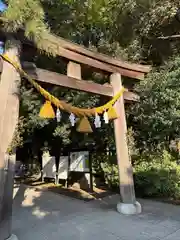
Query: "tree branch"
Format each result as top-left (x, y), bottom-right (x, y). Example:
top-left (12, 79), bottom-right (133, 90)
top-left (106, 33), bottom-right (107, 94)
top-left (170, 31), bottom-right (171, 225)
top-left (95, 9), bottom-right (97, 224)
top-left (158, 34), bottom-right (180, 40)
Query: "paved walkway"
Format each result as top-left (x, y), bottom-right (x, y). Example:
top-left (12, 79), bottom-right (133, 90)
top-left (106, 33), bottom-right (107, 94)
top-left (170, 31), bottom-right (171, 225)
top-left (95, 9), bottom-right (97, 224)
top-left (12, 184), bottom-right (180, 240)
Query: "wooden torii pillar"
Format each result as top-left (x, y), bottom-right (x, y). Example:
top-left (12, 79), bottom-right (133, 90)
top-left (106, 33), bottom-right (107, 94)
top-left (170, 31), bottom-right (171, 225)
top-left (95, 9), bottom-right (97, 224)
top-left (111, 73), bottom-right (141, 214)
top-left (0, 38), bottom-right (21, 240)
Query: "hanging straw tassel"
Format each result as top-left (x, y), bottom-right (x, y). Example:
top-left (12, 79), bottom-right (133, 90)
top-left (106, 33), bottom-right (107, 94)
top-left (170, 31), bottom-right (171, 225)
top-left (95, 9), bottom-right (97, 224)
top-left (76, 117), bottom-right (93, 133)
top-left (107, 106), bottom-right (118, 120)
top-left (39, 100), bottom-right (55, 118)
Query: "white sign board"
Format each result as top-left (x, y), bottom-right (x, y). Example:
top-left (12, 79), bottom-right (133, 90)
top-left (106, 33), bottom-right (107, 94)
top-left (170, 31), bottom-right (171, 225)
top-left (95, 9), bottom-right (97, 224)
top-left (58, 156), bottom-right (68, 180)
top-left (42, 155), bottom-right (56, 179)
top-left (70, 151), bottom-right (89, 172)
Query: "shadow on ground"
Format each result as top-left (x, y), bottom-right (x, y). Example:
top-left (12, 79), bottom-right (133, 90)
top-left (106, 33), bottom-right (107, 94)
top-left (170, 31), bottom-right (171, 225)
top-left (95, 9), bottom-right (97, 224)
top-left (12, 183), bottom-right (180, 240)
top-left (17, 178), bottom-right (117, 202)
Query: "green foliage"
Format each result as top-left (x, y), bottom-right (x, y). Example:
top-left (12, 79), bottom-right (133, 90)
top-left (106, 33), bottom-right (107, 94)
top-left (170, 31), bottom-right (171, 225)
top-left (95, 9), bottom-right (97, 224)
top-left (101, 161), bottom-right (119, 189)
top-left (8, 116), bottom-right (26, 154)
top-left (43, 0), bottom-right (180, 63)
top-left (130, 56), bottom-right (180, 152)
top-left (134, 150), bottom-right (180, 199)
top-left (91, 150), bottom-right (119, 188)
top-left (2, 0), bottom-right (50, 51)
top-left (96, 150), bottom-right (180, 199)
top-left (2, 0), bottom-right (180, 62)
top-left (92, 128), bottom-right (137, 188)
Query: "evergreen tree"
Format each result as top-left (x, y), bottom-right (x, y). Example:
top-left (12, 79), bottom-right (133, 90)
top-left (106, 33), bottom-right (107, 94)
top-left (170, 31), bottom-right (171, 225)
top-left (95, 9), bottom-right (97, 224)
top-left (1, 0), bottom-right (51, 52)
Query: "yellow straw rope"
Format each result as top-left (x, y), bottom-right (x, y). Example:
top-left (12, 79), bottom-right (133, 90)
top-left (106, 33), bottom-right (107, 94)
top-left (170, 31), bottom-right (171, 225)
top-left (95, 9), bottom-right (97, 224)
top-left (1, 54), bottom-right (126, 117)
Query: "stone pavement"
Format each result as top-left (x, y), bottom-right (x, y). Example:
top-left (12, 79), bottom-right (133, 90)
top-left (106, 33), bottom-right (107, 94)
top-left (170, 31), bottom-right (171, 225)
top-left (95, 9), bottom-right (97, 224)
top-left (12, 184), bottom-right (180, 240)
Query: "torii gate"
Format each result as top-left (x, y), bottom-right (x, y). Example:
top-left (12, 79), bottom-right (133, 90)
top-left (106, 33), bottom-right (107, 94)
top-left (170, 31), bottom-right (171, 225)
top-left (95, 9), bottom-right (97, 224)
top-left (0, 35), bottom-right (150, 240)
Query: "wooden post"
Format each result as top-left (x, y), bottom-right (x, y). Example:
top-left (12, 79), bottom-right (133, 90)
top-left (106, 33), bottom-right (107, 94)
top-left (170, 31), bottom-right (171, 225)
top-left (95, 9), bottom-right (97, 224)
top-left (110, 73), bottom-right (141, 214)
top-left (67, 61), bottom-right (81, 79)
top-left (67, 62), bottom-right (92, 191)
top-left (0, 38), bottom-right (21, 239)
top-left (89, 151), bottom-right (93, 192)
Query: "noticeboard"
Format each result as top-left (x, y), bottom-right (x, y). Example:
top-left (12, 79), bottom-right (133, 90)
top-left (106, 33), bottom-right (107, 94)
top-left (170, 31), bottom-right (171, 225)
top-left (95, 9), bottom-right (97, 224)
top-left (58, 156), bottom-right (68, 179)
top-left (42, 155), bottom-right (56, 179)
top-left (70, 151), bottom-right (89, 172)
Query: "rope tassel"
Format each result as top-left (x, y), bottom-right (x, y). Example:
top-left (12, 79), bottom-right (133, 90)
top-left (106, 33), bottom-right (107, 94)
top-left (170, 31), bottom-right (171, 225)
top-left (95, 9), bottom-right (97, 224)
top-left (39, 101), bottom-right (55, 118)
top-left (107, 107), bottom-right (118, 120)
top-left (76, 117), bottom-right (93, 133)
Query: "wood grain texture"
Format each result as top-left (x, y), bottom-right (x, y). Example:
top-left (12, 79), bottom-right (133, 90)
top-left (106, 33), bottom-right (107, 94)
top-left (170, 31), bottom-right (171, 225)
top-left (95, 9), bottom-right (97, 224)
top-left (24, 64), bottom-right (139, 102)
top-left (57, 46), bottom-right (145, 80)
top-left (19, 35), bottom-right (149, 79)
top-left (46, 35), bottom-right (151, 74)
top-left (0, 38), bottom-right (21, 240)
top-left (14, 29), bottom-right (151, 75)
top-left (111, 73), bottom-right (136, 204)
top-left (67, 61), bottom-right (82, 79)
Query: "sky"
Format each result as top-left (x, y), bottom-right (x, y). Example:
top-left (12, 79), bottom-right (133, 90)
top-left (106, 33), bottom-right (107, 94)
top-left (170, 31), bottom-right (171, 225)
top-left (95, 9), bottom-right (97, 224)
top-left (0, 1), bottom-right (6, 53)
top-left (0, 1), bottom-right (6, 12)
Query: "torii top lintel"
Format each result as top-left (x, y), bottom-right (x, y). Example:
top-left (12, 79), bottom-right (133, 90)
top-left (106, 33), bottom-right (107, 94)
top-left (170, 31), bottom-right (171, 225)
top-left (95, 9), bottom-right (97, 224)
top-left (42, 34), bottom-right (151, 80)
top-left (16, 29), bottom-right (150, 80)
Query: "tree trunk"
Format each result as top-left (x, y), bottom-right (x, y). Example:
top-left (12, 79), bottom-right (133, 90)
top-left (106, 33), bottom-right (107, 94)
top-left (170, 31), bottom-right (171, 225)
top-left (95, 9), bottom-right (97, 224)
top-left (0, 38), bottom-right (21, 239)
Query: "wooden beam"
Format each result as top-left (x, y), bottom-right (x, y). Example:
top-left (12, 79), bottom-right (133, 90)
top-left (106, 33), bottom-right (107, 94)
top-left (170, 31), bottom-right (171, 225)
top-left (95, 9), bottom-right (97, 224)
top-left (49, 35), bottom-right (151, 74)
top-left (0, 57), bottom-right (3, 73)
top-left (13, 29), bottom-right (151, 75)
top-left (111, 73), bottom-right (139, 213)
top-left (24, 65), bottom-right (139, 102)
top-left (67, 61), bottom-right (81, 79)
top-left (56, 46), bottom-right (145, 80)
top-left (19, 35), bottom-right (145, 79)
top-left (0, 38), bottom-right (21, 240)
